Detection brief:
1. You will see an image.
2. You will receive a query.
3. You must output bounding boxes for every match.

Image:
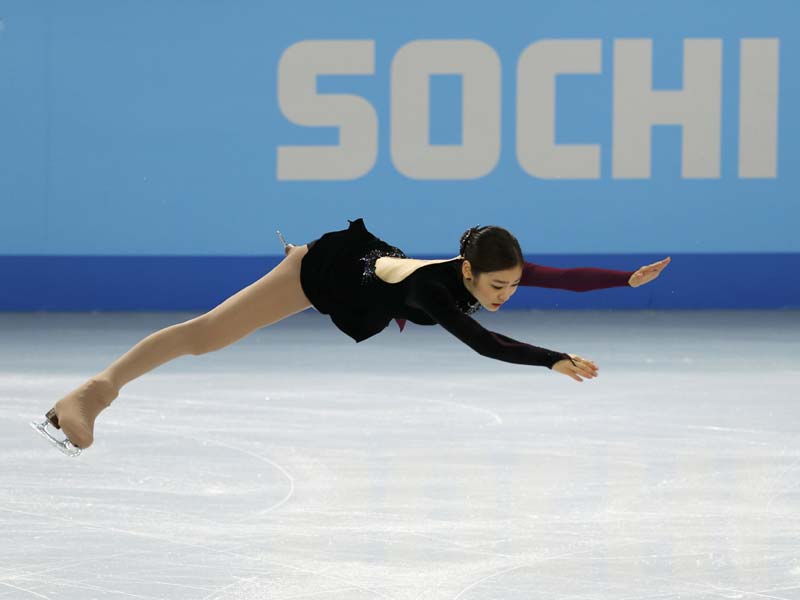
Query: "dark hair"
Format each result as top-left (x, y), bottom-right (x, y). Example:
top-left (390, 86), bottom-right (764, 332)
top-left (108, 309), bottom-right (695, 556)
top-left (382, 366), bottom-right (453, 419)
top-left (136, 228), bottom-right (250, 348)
top-left (459, 225), bottom-right (523, 276)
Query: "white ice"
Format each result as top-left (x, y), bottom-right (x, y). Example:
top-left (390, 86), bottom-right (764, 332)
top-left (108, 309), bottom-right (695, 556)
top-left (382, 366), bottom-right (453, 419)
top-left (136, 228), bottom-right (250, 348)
top-left (1, 310), bottom-right (799, 599)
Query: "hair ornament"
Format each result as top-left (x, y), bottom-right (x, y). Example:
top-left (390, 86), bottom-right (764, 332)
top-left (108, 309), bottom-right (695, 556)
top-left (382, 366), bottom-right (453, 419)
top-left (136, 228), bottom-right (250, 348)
top-left (460, 225), bottom-right (481, 256)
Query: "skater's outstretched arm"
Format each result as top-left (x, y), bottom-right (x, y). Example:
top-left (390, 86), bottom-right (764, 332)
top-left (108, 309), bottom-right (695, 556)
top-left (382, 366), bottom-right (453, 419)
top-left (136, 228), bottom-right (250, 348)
top-left (408, 280), bottom-right (597, 380)
top-left (519, 257), bottom-right (670, 291)
top-left (520, 261), bottom-right (633, 291)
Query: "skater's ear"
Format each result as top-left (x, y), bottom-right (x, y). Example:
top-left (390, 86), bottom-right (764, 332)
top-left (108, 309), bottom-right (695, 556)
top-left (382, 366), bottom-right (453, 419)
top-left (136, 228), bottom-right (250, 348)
top-left (462, 260), bottom-right (474, 281)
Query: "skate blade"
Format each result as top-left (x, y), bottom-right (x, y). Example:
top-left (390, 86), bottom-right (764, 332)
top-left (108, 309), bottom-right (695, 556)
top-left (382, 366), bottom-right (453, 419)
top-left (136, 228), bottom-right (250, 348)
top-left (276, 230), bottom-right (288, 249)
top-left (30, 419), bottom-right (82, 457)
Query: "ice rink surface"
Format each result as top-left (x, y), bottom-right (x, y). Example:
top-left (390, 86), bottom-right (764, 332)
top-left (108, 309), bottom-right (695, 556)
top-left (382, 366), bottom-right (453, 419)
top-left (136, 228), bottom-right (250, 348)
top-left (1, 309), bottom-right (799, 600)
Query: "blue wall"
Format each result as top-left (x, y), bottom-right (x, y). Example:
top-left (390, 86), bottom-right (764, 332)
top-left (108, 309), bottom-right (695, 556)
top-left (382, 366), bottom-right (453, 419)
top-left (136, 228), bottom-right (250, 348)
top-left (1, 0), bottom-right (797, 309)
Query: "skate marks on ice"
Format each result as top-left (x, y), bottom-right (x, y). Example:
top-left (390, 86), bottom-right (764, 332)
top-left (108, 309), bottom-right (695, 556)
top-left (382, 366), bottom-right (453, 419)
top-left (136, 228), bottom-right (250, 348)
top-left (165, 432), bottom-right (296, 525)
top-left (1, 378), bottom-right (398, 599)
top-left (0, 421), bottom-right (390, 599)
top-left (0, 502), bottom-right (396, 600)
top-left (1, 310), bottom-right (800, 598)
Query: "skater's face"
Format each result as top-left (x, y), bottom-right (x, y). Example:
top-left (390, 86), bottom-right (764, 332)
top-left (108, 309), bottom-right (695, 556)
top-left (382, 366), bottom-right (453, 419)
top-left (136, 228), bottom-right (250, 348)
top-left (462, 261), bottom-right (522, 312)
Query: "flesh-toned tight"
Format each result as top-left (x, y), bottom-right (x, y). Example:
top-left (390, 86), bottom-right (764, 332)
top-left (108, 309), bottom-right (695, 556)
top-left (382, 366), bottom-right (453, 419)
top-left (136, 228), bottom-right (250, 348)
top-left (50, 244), bottom-right (313, 449)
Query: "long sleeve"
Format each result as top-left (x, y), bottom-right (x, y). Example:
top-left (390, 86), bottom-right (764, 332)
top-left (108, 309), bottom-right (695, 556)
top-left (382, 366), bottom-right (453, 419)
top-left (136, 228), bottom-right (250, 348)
top-left (408, 281), bottom-right (567, 368)
top-left (520, 261), bottom-right (634, 292)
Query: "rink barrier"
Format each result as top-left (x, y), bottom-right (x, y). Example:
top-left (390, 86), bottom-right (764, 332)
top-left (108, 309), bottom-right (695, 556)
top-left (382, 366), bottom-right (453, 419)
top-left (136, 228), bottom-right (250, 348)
top-left (1, 253), bottom-right (797, 310)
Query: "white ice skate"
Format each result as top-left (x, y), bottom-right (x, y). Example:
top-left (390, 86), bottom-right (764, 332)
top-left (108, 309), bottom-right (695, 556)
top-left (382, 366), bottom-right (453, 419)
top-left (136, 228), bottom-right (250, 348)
top-left (30, 411), bottom-right (83, 457)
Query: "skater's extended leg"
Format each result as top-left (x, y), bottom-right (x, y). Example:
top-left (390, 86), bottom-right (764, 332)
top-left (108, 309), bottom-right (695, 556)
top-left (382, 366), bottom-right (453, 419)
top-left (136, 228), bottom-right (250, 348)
top-left (103, 244), bottom-right (312, 388)
top-left (44, 245), bottom-right (312, 450)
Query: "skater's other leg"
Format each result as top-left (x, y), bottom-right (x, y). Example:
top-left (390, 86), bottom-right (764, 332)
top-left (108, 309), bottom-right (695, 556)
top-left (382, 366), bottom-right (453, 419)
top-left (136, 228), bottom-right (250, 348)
top-left (48, 245), bottom-right (312, 449)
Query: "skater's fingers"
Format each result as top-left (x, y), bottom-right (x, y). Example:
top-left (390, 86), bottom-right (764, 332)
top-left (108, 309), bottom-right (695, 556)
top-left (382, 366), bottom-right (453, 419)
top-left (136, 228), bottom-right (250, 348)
top-left (554, 356), bottom-right (594, 381)
top-left (572, 363), bottom-right (596, 380)
top-left (571, 355), bottom-right (599, 376)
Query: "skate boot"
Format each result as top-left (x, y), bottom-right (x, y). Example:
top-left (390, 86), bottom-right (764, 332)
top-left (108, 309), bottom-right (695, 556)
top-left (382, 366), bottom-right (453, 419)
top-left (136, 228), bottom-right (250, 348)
top-left (31, 377), bottom-right (118, 457)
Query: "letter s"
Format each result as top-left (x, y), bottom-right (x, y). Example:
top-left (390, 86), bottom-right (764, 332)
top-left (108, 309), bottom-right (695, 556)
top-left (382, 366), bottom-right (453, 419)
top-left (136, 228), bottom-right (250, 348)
top-left (277, 40), bottom-right (378, 181)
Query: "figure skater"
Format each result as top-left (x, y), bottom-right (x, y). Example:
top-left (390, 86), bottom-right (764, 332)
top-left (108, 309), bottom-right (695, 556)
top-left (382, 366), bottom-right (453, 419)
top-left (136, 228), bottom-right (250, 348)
top-left (32, 218), bottom-right (670, 456)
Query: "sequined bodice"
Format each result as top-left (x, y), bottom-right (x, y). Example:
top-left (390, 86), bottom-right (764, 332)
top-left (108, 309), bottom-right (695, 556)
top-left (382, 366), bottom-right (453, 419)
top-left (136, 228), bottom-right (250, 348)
top-left (360, 245), bottom-right (407, 285)
top-left (455, 290), bottom-right (482, 316)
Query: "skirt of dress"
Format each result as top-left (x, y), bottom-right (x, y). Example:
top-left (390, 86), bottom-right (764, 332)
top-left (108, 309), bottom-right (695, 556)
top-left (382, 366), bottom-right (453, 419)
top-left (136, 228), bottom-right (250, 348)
top-left (299, 218), bottom-right (406, 342)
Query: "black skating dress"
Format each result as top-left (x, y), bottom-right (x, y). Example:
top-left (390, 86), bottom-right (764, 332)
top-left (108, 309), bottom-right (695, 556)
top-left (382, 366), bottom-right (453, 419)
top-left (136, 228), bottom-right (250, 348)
top-left (299, 218), bottom-right (571, 368)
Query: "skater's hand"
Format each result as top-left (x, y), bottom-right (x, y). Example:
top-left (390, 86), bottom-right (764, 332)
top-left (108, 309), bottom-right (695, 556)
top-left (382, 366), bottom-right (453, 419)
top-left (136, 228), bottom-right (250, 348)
top-left (629, 257), bottom-right (671, 287)
top-left (552, 354), bottom-right (598, 382)
top-left (284, 243), bottom-right (296, 257)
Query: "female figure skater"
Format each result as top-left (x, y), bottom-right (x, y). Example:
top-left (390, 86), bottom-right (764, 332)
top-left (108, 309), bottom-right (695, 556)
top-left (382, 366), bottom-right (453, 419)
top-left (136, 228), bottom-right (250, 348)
top-left (32, 218), bottom-right (670, 456)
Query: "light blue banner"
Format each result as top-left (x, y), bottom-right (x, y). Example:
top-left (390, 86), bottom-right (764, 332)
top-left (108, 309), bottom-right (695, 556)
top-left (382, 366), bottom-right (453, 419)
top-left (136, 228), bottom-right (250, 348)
top-left (0, 0), bottom-right (796, 257)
